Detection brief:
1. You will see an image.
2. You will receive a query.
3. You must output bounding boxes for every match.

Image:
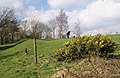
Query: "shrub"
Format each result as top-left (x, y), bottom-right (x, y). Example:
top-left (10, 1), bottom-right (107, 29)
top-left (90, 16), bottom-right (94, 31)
top-left (53, 34), bottom-right (119, 61)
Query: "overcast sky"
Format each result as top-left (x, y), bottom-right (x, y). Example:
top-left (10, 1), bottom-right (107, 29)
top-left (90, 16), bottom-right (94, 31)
top-left (0, 0), bottom-right (120, 35)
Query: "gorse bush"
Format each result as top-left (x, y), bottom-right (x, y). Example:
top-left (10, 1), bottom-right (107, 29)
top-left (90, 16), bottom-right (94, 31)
top-left (53, 34), bottom-right (119, 61)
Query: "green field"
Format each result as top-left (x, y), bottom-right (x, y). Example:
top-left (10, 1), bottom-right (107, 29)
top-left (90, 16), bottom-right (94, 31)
top-left (0, 35), bottom-right (120, 78)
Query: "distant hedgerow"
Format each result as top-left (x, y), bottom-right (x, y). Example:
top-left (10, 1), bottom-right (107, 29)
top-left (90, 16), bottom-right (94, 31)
top-left (53, 34), bottom-right (119, 61)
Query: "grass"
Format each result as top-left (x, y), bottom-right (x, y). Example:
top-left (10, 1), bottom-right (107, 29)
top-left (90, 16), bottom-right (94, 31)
top-left (109, 34), bottom-right (120, 55)
top-left (0, 38), bottom-right (69, 78)
top-left (0, 35), bottom-right (120, 78)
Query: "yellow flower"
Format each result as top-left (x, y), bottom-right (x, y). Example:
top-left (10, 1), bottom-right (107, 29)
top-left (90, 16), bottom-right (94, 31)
top-left (100, 45), bottom-right (104, 48)
top-left (99, 40), bottom-right (104, 45)
top-left (95, 41), bottom-right (98, 45)
top-left (64, 41), bottom-right (70, 46)
top-left (77, 39), bottom-right (80, 42)
top-left (87, 40), bottom-right (92, 43)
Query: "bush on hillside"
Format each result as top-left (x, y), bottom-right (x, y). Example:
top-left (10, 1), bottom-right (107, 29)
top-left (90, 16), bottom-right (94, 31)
top-left (53, 34), bottom-right (119, 61)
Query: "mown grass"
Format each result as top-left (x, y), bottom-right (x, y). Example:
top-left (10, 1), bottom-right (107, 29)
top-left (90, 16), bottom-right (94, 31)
top-left (0, 35), bottom-right (120, 78)
top-left (0, 38), bottom-right (70, 78)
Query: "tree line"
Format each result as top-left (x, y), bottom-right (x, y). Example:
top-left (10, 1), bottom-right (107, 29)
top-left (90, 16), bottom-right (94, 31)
top-left (0, 7), bottom-right (19, 45)
top-left (0, 7), bottom-right (81, 45)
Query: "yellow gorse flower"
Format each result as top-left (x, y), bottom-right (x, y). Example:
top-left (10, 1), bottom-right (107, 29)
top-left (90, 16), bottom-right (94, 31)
top-left (99, 40), bottom-right (104, 45)
top-left (95, 41), bottom-right (98, 45)
top-left (88, 40), bottom-right (92, 43)
top-left (100, 45), bottom-right (104, 48)
top-left (64, 41), bottom-right (70, 47)
top-left (77, 39), bottom-right (80, 42)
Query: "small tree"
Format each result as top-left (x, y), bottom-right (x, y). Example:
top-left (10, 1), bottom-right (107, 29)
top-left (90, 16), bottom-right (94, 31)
top-left (31, 19), bottom-right (39, 63)
top-left (74, 20), bottom-right (81, 36)
top-left (56, 9), bottom-right (68, 38)
top-left (48, 19), bottom-right (58, 38)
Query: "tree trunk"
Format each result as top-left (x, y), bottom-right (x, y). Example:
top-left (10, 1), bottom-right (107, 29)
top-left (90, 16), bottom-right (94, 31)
top-left (11, 34), bottom-right (14, 42)
top-left (53, 28), bottom-right (56, 38)
top-left (0, 34), bottom-right (3, 45)
top-left (59, 27), bottom-right (63, 38)
top-left (53, 32), bottom-right (55, 38)
top-left (5, 36), bottom-right (8, 44)
top-left (60, 31), bottom-right (63, 38)
top-left (34, 31), bottom-right (37, 63)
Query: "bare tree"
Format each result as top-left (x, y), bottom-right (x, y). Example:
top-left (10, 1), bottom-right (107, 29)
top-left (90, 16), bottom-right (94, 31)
top-left (74, 20), bottom-right (81, 36)
top-left (56, 9), bottom-right (68, 38)
top-left (0, 7), bottom-right (10, 45)
top-left (0, 7), bottom-right (19, 44)
top-left (44, 25), bottom-right (52, 39)
top-left (30, 19), bottom-right (39, 63)
top-left (20, 19), bottom-right (29, 38)
top-left (9, 16), bottom-right (19, 42)
top-left (0, 7), bottom-right (10, 24)
top-left (36, 22), bottom-right (47, 39)
top-left (30, 21), bottom-right (52, 39)
top-left (48, 19), bottom-right (58, 38)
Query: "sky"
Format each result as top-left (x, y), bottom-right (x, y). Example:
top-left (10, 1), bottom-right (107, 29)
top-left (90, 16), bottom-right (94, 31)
top-left (0, 0), bottom-right (120, 35)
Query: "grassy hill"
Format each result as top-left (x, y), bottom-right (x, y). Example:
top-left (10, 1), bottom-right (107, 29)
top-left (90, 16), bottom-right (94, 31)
top-left (0, 35), bottom-right (120, 78)
top-left (0, 38), bottom-right (69, 78)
